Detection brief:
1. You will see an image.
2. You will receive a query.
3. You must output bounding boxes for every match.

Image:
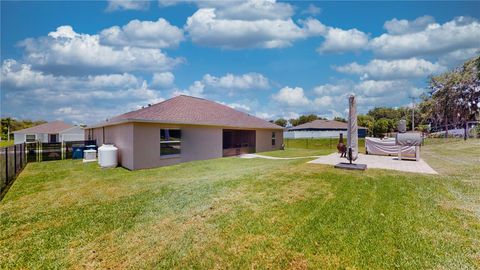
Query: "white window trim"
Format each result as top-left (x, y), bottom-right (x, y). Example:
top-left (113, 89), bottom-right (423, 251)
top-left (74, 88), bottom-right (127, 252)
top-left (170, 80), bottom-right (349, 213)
top-left (160, 128), bottom-right (181, 157)
top-left (26, 134), bottom-right (37, 142)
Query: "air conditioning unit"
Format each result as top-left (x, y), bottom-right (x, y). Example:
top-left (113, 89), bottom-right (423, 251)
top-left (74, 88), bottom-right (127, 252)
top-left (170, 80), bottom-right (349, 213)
top-left (83, 149), bottom-right (97, 163)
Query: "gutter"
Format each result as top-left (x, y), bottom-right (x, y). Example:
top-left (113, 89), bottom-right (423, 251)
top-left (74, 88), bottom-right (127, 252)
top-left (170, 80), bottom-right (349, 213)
top-left (85, 118), bottom-right (284, 130)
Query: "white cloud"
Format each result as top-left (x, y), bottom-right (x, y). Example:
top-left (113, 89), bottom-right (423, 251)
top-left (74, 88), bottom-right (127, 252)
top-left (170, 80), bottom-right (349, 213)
top-left (272, 86), bottom-right (310, 107)
top-left (267, 80), bottom-right (423, 118)
top-left (202, 73), bottom-right (269, 90)
top-left (106, 0), bottom-right (149, 11)
top-left (313, 96), bottom-right (334, 107)
top-left (179, 0), bottom-right (369, 52)
top-left (255, 111), bottom-right (276, 120)
top-left (217, 101), bottom-right (251, 113)
top-left (160, 0), bottom-right (294, 20)
top-left (19, 25), bottom-right (183, 74)
top-left (317, 27), bottom-right (369, 53)
top-left (354, 80), bottom-right (404, 97)
top-left (205, 0), bottom-right (294, 21)
top-left (1, 59), bottom-right (163, 123)
top-left (438, 48), bottom-right (480, 67)
top-left (370, 16), bottom-right (480, 58)
top-left (335, 58), bottom-right (447, 80)
top-left (152, 72), bottom-right (175, 87)
top-left (185, 8), bottom-right (308, 49)
top-left (183, 3), bottom-right (368, 52)
top-left (303, 79), bottom-right (427, 118)
top-left (313, 83), bottom-right (352, 96)
top-left (175, 72), bottom-right (270, 97)
top-left (173, 81), bottom-right (206, 97)
top-left (302, 4), bottom-right (321, 16)
top-left (301, 18), bottom-right (328, 36)
top-left (383, 15), bottom-right (435, 35)
top-left (100, 18), bottom-right (184, 49)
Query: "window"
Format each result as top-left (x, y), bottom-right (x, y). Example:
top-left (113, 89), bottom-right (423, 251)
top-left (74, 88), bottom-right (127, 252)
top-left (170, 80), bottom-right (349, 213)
top-left (26, 134), bottom-right (36, 142)
top-left (271, 132), bottom-right (276, 146)
top-left (49, 134), bottom-right (58, 143)
top-left (160, 129), bottom-right (181, 156)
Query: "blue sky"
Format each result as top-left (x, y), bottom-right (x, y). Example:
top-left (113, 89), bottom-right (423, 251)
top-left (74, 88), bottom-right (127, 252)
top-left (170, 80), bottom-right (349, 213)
top-left (1, 0), bottom-right (479, 124)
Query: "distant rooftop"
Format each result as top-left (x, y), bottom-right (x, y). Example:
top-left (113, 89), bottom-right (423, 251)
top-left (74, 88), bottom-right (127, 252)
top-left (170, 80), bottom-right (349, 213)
top-left (288, 119), bottom-right (367, 131)
top-left (90, 95), bottom-right (282, 130)
top-left (13, 121), bottom-right (74, 134)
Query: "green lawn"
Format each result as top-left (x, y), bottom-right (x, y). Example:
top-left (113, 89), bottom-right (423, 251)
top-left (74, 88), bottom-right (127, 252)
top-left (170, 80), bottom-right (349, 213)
top-left (285, 138), bottom-right (366, 153)
top-left (0, 141), bottom-right (479, 269)
top-left (0, 140), bottom-right (14, 148)
top-left (260, 148), bottom-right (333, 158)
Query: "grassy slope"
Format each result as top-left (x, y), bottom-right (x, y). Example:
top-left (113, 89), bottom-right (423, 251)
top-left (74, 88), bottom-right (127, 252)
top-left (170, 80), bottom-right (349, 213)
top-left (0, 140), bottom-right (14, 148)
top-left (0, 141), bottom-right (479, 269)
top-left (259, 148), bottom-right (332, 158)
top-left (261, 138), bottom-right (365, 158)
top-left (285, 138), bottom-right (366, 153)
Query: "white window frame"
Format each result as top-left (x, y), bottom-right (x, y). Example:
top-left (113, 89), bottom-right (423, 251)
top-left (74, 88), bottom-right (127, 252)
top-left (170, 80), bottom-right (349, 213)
top-left (26, 134), bottom-right (36, 143)
top-left (160, 128), bottom-right (181, 157)
top-left (271, 132), bottom-right (276, 146)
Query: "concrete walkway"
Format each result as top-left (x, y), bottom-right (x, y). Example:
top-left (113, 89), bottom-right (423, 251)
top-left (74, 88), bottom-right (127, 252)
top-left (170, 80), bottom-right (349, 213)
top-left (239, 153), bottom-right (322, 160)
top-left (308, 153), bottom-right (438, 174)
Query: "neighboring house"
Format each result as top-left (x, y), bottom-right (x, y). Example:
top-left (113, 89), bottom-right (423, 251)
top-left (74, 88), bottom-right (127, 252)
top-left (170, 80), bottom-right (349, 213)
top-left (86, 95), bottom-right (283, 170)
top-left (284, 119), bottom-right (368, 139)
top-left (13, 121), bottom-right (85, 144)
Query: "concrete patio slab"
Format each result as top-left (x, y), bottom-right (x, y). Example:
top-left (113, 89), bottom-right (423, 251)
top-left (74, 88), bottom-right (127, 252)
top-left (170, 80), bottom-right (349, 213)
top-left (308, 153), bottom-right (438, 174)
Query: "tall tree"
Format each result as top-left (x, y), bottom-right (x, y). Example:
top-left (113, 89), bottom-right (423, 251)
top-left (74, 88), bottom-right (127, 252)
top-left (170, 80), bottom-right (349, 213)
top-left (274, 118), bottom-right (287, 127)
top-left (427, 56), bottom-right (480, 135)
top-left (1, 118), bottom-right (47, 140)
top-left (333, 116), bottom-right (347, 123)
top-left (357, 114), bottom-right (374, 135)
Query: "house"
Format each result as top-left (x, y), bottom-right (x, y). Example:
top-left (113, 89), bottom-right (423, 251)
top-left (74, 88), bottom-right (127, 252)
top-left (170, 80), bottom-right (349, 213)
top-left (85, 95), bottom-right (283, 170)
top-left (13, 121), bottom-right (85, 144)
top-left (284, 119), bottom-right (368, 139)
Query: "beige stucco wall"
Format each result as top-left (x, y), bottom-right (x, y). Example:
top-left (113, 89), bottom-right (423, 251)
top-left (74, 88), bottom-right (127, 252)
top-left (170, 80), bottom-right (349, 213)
top-left (132, 123), bottom-right (223, 170)
top-left (87, 124), bottom-right (134, 170)
top-left (180, 126), bottom-right (223, 162)
top-left (255, 129), bottom-right (284, 153)
top-left (87, 122), bottom-right (283, 170)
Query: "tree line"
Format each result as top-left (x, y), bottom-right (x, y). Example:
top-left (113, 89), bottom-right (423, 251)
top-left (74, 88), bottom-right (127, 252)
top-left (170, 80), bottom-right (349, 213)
top-left (273, 56), bottom-right (479, 137)
top-left (1, 118), bottom-right (47, 141)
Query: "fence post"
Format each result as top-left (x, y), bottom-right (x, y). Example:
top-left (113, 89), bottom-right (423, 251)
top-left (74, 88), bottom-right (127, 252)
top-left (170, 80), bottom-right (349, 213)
top-left (5, 147), bottom-right (8, 184)
top-left (14, 145), bottom-right (17, 174)
top-left (19, 144), bottom-right (22, 168)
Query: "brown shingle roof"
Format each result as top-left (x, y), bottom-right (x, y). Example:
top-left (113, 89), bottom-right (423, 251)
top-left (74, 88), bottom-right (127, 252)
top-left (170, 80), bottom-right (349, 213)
top-left (93, 95), bottom-right (282, 130)
top-left (13, 121), bottom-right (74, 134)
top-left (288, 119), bottom-right (367, 131)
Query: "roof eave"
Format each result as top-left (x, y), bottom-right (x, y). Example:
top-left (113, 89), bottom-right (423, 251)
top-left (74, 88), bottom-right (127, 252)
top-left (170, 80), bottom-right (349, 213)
top-left (87, 118), bottom-right (283, 130)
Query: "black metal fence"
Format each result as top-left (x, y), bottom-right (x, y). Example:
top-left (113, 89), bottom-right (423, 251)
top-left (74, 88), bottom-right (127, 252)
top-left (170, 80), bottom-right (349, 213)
top-left (0, 144), bottom-right (27, 199)
top-left (0, 140), bottom-right (96, 200)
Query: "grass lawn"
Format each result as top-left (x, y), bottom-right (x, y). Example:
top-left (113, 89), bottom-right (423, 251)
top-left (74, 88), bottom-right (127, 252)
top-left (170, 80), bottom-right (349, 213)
top-left (285, 138), bottom-right (366, 153)
top-left (260, 148), bottom-right (333, 158)
top-left (0, 140), bottom-right (14, 148)
top-left (0, 140), bottom-right (479, 269)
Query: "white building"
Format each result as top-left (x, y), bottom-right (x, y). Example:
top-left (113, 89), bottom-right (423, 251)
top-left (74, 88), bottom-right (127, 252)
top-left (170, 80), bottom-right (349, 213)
top-left (13, 121), bottom-right (84, 144)
top-left (284, 119), bottom-right (368, 139)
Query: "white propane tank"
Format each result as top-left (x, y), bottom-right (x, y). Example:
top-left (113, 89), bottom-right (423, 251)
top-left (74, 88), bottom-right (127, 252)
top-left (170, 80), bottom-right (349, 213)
top-left (98, 144), bottom-right (118, 168)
